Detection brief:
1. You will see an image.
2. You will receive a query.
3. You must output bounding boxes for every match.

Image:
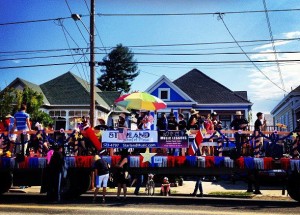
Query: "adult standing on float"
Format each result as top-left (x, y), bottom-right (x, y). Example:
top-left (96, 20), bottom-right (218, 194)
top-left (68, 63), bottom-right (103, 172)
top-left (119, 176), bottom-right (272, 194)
top-left (230, 111), bottom-right (249, 157)
top-left (253, 112), bottom-right (266, 157)
top-left (187, 109), bottom-right (199, 130)
top-left (12, 104), bottom-right (31, 155)
top-left (157, 112), bottom-right (168, 131)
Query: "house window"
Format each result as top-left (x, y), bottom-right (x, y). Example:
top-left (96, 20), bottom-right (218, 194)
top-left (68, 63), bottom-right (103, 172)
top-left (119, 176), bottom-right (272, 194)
top-left (158, 88), bottom-right (170, 100)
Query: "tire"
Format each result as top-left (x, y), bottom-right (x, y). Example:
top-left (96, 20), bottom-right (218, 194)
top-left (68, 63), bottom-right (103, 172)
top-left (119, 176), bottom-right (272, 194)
top-left (62, 168), bottom-right (91, 199)
top-left (287, 173), bottom-right (300, 202)
top-left (0, 171), bottom-right (12, 194)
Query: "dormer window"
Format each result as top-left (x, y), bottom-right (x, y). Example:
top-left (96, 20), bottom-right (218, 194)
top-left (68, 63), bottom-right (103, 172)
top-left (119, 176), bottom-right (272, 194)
top-left (158, 88), bottom-right (170, 101)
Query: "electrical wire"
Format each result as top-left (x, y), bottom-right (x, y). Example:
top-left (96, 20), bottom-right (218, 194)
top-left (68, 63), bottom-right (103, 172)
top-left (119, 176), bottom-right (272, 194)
top-left (1, 8), bottom-right (300, 26)
top-left (65, 0), bottom-right (89, 45)
top-left (57, 19), bottom-right (89, 89)
top-left (2, 59), bottom-right (300, 70)
top-left (262, 0), bottom-right (285, 92)
top-left (216, 13), bottom-right (287, 93)
top-left (82, 0), bottom-right (108, 55)
top-left (97, 8), bottom-right (300, 17)
top-left (1, 50), bottom-right (300, 62)
top-left (1, 37), bottom-right (299, 55)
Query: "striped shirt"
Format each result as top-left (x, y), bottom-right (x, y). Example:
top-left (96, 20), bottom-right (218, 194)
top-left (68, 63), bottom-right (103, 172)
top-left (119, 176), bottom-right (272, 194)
top-left (14, 111), bottom-right (30, 131)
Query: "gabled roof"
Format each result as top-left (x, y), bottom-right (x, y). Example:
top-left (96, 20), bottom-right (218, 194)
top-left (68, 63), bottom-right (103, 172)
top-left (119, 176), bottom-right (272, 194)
top-left (98, 91), bottom-right (129, 112)
top-left (233, 91), bottom-right (248, 101)
top-left (40, 72), bottom-right (109, 109)
top-left (5, 78), bottom-right (50, 105)
top-left (145, 75), bottom-right (194, 102)
top-left (271, 85), bottom-right (300, 114)
top-left (173, 69), bottom-right (252, 104)
top-left (291, 85), bottom-right (300, 93)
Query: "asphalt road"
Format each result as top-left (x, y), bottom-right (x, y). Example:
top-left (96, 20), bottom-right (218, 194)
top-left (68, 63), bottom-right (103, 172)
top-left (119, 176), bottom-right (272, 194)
top-left (0, 193), bottom-right (299, 215)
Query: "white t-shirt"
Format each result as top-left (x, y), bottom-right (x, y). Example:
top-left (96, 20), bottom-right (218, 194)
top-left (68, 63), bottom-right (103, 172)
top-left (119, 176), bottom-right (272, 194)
top-left (143, 122), bottom-right (151, 130)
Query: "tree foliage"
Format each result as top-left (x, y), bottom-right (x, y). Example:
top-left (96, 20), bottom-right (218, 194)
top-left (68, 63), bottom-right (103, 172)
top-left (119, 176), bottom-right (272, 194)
top-left (0, 88), bottom-right (15, 118)
top-left (0, 87), bottom-right (53, 126)
top-left (97, 44), bottom-right (139, 92)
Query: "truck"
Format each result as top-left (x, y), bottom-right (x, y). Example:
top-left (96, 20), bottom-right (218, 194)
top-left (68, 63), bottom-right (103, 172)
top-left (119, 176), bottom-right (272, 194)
top-left (0, 129), bottom-right (300, 201)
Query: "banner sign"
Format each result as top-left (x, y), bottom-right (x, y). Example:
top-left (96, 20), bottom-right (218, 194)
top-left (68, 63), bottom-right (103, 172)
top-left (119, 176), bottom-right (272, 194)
top-left (102, 130), bottom-right (158, 148)
top-left (158, 130), bottom-right (188, 148)
top-left (102, 130), bottom-right (188, 148)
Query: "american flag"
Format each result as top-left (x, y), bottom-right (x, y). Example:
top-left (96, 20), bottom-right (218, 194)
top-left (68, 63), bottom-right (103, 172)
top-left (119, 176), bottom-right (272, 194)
top-left (188, 129), bottom-right (204, 155)
top-left (117, 127), bottom-right (128, 140)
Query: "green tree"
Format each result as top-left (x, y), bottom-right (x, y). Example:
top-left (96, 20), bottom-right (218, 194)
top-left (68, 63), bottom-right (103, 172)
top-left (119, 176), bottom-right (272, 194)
top-left (0, 87), bottom-right (53, 126)
top-left (97, 44), bottom-right (139, 92)
top-left (0, 88), bottom-right (15, 118)
top-left (16, 87), bottom-right (53, 127)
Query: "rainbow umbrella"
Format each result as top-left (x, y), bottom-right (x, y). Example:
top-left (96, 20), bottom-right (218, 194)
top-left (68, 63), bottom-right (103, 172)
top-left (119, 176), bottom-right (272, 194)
top-left (115, 92), bottom-right (167, 111)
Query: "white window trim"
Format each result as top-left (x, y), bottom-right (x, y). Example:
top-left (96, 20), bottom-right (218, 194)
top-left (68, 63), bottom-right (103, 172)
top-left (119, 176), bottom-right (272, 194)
top-left (158, 88), bottom-right (170, 101)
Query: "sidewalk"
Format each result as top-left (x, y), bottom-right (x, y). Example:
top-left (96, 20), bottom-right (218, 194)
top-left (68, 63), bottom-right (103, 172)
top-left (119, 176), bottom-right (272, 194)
top-left (9, 180), bottom-right (293, 201)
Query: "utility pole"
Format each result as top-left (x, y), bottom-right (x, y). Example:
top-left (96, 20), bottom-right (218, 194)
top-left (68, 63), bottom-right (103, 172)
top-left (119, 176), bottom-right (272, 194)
top-left (90, 0), bottom-right (95, 127)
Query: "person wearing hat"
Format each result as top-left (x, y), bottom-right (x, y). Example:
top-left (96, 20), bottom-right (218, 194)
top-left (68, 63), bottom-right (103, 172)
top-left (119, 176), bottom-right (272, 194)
top-left (230, 111), bottom-right (249, 157)
top-left (117, 113), bottom-right (128, 128)
top-left (211, 112), bottom-right (222, 130)
top-left (187, 109), bottom-right (199, 130)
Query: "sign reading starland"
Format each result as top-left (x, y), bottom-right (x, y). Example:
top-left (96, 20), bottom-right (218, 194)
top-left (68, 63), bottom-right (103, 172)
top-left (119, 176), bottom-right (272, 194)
top-left (102, 130), bottom-right (158, 148)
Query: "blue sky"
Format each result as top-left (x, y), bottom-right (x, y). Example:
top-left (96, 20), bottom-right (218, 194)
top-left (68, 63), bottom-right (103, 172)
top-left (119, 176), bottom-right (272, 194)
top-left (1, 0), bottom-right (300, 118)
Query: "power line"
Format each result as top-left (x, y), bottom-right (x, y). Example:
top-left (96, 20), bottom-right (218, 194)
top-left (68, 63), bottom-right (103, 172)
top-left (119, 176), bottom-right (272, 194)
top-left (82, 0), bottom-right (108, 55)
top-left (97, 8), bottom-right (300, 17)
top-left (0, 62), bottom-right (87, 69)
top-left (216, 13), bottom-right (287, 93)
top-left (65, 0), bottom-right (89, 45)
top-left (263, 0), bottom-right (285, 92)
top-left (0, 17), bottom-right (73, 26)
top-left (1, 37), bottom-right (299, 55)
top-left (2, 59), bottom-right (300, 70)
top-left (1, 50), bottom-right (300, 62)
top-left (1, 8), bottom-right (299, 26)
top-left (58, 19), bottom-right (89, 89)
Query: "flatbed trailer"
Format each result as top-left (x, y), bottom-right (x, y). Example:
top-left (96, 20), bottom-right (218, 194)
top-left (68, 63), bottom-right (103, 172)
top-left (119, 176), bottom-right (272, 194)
top-left (0, 129), bottom-right (299, 201)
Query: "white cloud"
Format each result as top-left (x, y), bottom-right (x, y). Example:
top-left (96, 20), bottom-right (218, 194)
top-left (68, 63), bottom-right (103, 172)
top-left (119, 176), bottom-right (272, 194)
top-left (12, 60), bottom-right (21, 64)
top-left (248, 50), bottom-right (300, 104)
top-left (283, 31), bottom-right (300, 39)
top-left (253, 41), bottom-right (291, 50)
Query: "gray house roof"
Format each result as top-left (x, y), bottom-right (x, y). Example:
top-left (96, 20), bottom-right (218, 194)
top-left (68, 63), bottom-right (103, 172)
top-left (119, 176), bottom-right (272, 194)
top-left (271, 85), bottom-right (300, 114)
top-left (173, 69), bottom-right (252, 104)
top-left (6, 78), bottom-right (50, 105)
top-left (98, 91), bottom-right (129, 112)
top-left (40, 72), bottom-right (110, 109)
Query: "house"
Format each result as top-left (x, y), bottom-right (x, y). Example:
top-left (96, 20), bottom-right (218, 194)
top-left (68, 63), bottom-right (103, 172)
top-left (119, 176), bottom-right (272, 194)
top-left (146, 69), bottom-right (253, 129)
top-left (4, 72), bottom-right (126, 130)
top-left (271, 85), bottom-right (300, 131)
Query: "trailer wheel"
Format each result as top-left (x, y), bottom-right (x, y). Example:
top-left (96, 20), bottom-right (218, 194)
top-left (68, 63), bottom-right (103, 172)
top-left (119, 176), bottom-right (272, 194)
top-left (0, 171), bottom-right (12, 194)
top-left (287, 173), bottom-right (300, 202)
top-left (62, 169), bottom-right (91, 199)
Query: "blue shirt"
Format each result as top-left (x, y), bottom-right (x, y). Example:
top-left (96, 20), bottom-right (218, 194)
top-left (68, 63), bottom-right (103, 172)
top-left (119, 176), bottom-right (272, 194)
top-left (14, 111), bottom-right (30, 131)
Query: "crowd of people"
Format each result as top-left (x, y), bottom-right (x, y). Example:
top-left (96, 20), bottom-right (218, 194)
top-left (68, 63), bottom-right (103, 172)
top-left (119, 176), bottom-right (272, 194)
top-left (1, 106), bottom-right (299, 160)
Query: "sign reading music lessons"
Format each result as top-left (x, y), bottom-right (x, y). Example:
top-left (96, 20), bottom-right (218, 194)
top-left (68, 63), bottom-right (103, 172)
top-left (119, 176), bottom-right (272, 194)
top-left (158, 130), bottom-right (188, 148)
top-left (102, 130), bottom-right (158, 148)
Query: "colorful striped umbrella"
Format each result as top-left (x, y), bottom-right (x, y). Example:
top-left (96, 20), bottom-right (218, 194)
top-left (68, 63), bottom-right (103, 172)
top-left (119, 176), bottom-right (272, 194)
top-left (114, 92), bottom-right (167, 111)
